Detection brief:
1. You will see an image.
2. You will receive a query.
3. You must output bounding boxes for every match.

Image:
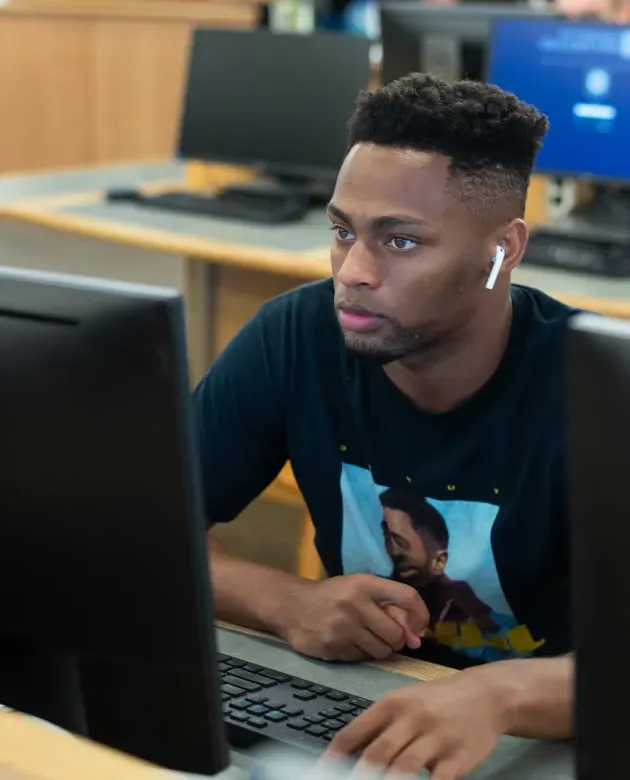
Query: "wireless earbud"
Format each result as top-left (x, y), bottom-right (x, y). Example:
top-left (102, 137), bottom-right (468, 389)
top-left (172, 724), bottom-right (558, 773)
top-left (485, 245), bottom-right (505, 291)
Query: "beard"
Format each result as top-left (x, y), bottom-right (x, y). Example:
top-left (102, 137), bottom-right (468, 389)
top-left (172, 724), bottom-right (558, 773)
top-left (391, 562), bottom-right (434, 592)
top-left (343, 320), bottom-right (457, 366)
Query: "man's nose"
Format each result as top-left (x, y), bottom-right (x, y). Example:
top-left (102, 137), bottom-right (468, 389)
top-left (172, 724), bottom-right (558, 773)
top-left (337, 242), bottom-right (381, 289)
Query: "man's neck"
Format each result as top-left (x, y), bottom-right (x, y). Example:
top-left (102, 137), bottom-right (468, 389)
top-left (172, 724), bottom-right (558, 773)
top-left (383, 294), bottom-right (513, 414)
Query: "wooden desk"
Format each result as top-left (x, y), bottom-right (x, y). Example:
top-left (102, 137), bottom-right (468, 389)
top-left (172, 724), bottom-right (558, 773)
top-left (0, 626), bottom-right (573, 780)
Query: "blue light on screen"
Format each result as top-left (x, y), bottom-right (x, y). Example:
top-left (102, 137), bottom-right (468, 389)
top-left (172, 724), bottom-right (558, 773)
top-left (488, 19), bottom-right (630, 181)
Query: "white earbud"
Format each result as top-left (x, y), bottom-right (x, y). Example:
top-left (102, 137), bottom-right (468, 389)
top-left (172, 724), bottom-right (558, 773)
top-left (485, 245), bottom-right (505, 291)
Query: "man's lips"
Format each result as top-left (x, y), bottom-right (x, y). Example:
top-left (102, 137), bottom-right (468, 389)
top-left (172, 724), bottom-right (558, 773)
top-left (337, 305), bottom-right (385, 333)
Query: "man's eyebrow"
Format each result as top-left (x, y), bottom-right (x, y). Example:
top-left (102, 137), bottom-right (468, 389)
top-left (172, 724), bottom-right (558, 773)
top-left (326, 203), bottom-right (352, 224)
top-left (326, 203), bottom-right (427, 230)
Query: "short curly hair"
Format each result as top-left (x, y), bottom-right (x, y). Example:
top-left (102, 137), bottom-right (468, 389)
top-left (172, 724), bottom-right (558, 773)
top-left (379, 488), bottom-right (449, 549)
top-left (348, 73), bottom-right (549, 218)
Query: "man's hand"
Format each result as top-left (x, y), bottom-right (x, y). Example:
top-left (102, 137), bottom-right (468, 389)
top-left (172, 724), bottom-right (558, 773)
top-left (326, 670), bottom-right (511, 780)
top-left (277, 574), bottom-right (429, 662)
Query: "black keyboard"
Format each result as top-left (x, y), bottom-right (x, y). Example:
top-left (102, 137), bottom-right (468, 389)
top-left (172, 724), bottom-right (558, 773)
top-left (219, 653), bottom-right (372, 753)
top-left (140, 190), bottom-right (309, 224)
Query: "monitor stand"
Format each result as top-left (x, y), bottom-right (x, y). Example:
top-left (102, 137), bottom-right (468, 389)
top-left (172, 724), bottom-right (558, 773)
top-left (220, 169), bottom-right (335, 208)
top-left (525, 185), bottom-right (630, 277)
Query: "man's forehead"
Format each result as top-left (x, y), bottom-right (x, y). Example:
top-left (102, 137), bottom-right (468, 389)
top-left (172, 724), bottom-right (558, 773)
top-left (334, 143), bottom-right (454, 221)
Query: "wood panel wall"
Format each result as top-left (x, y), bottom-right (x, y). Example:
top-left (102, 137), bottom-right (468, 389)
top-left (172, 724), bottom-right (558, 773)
top-left (0, 1), bottom-right (265, 172)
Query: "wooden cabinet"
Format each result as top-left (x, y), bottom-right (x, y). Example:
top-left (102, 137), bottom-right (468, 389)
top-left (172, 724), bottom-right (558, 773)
top-left (0, 1), bottom-right (265, 172)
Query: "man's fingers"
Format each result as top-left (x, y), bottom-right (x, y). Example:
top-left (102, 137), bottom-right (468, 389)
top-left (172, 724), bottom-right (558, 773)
top-left (354, 628), bottom-right (397, 660)
top-left (388, 736), bottom-right (443, 778)
top-left (428, 758), bottom-right (461, 780)
top-left (382, 604), bottom-right (422, 649)
top-left (333, 644), bottom-right (370, 663)
top-left (360, 576), bottom-right (429, 636)
top-left (359, 603), bottom-right (406, 651)
top-left (352, 726), bottom-right (417, 775)
top-left (326, 704), bottom-right (387, 757)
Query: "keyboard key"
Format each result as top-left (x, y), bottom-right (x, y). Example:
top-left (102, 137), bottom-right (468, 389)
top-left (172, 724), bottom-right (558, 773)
top-left (264, 700), bottom-right (285, 710)
top-left (221, 694), bottom-right (230, 702)
top-left (265, 710), bottom-right (288, 723)
top-left (291, 680), bottom-right (311, 690)
top-left (248, 705), bottom-right (269, 716)
top-left (338, 713), bottom-right (354, 724)
top-left (228, 668), bottom-right (277, 688)
top-left (219, 662), bottom-right (233, 673)
top-left (349, 697), bottom-right (370, 709)
top-left (246, 694), bottom-right (268, 704)
top-left (283, 707), bottom-right (303, 718)
top-left (294, 691), bottom-right (317, 701)
top-left (244, 664), bottom-right (262, 673)
top-left (304, 714), bottom-right (325, 724)
top-left (230, 699), bottom-right (251, 710)
top-left (247, 717), bottom-right (267, 729)
top-left (333, 703), bottom-right (355, 714)
top-left (229, 711), bottom-right (249, 722)
top-left (217, 653), bottom-right (229, 663)
top-left (305, 724), bottom-right (328, 737)
top-left (320, 708), bottom-right (341, 719)
top-left (326, 691), bottom-right (348, 702)
top-left (228, 659), bottom-right (246, 667)
top-left (310, 684), bottom-right (330, 695)
top-left (223, 675), bottom-right (261, 693)
top-left (221, 683), bottom-right (245, 697)
top-left (260, 670), bottom-right (291, 683)
top-left (322, 719), bottom-right (344, 730)
top-left (287, 718), bottom-right (310, 731)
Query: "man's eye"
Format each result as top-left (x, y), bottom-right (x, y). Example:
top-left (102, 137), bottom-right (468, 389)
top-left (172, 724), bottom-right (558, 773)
top-left (330, 225), bottom-right (355, 242)
top-left (387, 236), bottom-right (418, 251)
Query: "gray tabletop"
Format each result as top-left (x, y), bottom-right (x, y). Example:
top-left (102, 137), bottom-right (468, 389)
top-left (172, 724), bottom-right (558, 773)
top-left (215, 628), bottom-right (574, 780)
top-left (0, 159), bottom-right (628, 305)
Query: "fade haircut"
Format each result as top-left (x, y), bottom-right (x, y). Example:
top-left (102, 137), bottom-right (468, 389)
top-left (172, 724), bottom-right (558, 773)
top-left (347, 73), bottom-right (549, 219)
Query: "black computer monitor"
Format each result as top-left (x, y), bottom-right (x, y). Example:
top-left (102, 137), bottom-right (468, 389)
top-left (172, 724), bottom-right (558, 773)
top-left (0, 267), bottom-right (228, 775)
top-left (178, 28), bottom-right (371, 184)
top-left (489, 18), bottom-right (630, 183)
top-left (567, 312), bottom-right (630, 780)
top-left (380, 1), bottom-right (559, 84)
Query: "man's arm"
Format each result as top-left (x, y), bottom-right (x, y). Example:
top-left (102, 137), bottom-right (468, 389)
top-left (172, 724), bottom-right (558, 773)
top-left (208, 536), bottom-right (310, 634)
top-left (327, 653), bottom-right (573, 777)
top-left (488, 653), bottom-right (573, 740)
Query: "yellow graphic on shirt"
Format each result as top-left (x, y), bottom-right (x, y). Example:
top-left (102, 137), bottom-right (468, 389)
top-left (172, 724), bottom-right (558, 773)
top-left (426, 621), bottom-right (546, 654)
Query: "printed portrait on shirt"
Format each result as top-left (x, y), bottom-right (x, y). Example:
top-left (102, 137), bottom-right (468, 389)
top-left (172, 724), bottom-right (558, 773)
top-left (339, 462), bottom-right (545, 662)
top-left (379, 488), bottom-right (499, 634)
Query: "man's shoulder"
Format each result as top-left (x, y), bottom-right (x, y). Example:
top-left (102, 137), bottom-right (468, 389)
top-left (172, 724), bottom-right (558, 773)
top-left (511, 283), bottom-right (582, 326)
top-left (251, 278), bottom-right (343, 369)
top-left (259, 278), bottom-right (335, 322)
top-left (511, 283), bottom-right (583, 355)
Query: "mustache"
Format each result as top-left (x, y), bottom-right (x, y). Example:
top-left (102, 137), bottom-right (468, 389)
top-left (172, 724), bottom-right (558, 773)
top-left (391, 556), bottom-right (419, 571)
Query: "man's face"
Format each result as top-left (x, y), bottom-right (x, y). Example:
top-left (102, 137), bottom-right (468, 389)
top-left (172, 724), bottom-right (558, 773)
top-left (382, 507), bottom-right (447, 588)
top-left (329, 143), bottom-right (493, 363)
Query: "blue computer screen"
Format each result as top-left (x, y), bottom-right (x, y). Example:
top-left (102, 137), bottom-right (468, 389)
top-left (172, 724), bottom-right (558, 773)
top-left (488, 19), bottom-right (630, 181)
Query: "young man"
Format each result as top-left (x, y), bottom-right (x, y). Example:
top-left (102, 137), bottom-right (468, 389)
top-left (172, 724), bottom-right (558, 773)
top-left (195, 74), bottom-right (574, 779)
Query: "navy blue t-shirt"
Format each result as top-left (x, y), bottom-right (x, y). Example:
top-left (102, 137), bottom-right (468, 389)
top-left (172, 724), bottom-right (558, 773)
top-left (194, 280), bottom-right (578, 669)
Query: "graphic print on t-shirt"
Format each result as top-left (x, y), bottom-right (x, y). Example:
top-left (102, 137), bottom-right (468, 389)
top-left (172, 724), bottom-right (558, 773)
top-left (340, 462), bottom-right (545, 662)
